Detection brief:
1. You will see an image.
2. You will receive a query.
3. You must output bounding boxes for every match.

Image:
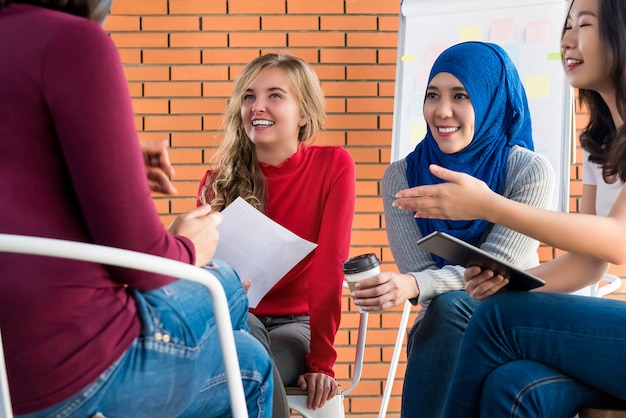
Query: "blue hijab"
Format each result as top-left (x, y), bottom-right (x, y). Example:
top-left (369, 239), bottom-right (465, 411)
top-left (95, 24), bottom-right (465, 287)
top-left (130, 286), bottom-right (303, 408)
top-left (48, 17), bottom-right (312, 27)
top-left (405, 41), bottom-right (534, 267)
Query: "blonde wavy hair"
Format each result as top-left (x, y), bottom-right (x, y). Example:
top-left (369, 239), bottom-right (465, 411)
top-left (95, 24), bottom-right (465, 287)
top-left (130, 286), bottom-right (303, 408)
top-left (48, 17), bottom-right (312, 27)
top-left (200, 53), bottom-right (326, 213)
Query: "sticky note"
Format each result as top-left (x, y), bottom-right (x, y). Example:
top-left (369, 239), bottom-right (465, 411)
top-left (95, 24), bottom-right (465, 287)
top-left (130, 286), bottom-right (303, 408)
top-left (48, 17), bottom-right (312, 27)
top-left (547, 52), bottom-right (561, 61)
top-left (459, 26), bottom-right (482, 42)
top-left (410, 122), bottom-right (427, 145)
top-left (525, 75), bottom-right (550, 98)
top-left (502, 44), bottom-right (521, 66)
top-left (426, 43), bottom-right (448, 66)
top-left (416, 69), bottom-right (430, 92)
top-left (490, 19), bottom-right (515, 41)
top-left (410, 94), bottom-right (425, 118)
top-left (401, 55), bottom-right (416, 62)
top-left (526, 20), bottom-right (551, 43)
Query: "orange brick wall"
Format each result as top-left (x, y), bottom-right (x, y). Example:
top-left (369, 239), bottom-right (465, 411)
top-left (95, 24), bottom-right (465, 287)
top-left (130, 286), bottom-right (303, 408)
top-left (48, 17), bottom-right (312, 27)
top-left (104, 1), bottom-right (625, 416)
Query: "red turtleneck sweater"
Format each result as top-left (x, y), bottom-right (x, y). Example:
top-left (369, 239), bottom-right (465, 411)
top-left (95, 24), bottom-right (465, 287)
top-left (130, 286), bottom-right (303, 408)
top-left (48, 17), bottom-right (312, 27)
top-left (198, 145), bottom-right (355, 376)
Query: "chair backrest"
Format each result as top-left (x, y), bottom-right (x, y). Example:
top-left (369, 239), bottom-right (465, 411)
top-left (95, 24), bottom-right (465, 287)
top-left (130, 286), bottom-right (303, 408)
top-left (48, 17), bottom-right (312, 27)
top-left (0, 330), bottom-right (12, 418)
top-left (0, 233), bottom-right (249, 418)
top-left (570, 274), bottom-right (622, 298)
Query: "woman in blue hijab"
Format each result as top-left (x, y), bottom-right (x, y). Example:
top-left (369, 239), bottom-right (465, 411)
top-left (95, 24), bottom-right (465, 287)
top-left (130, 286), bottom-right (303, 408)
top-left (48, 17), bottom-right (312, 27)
top-left (349, 41), bottom-right (554, 417)
top-left (407, 41), bottom-right (535, 261)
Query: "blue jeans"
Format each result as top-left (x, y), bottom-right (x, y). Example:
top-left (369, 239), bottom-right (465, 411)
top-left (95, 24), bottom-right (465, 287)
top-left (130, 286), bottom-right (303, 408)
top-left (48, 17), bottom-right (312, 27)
top-left (402, 290), bottom-right (479, 418)
top-left (18, 261), bottom-right (273, 418)
top-left (441, 292), bottom-right (626, 418)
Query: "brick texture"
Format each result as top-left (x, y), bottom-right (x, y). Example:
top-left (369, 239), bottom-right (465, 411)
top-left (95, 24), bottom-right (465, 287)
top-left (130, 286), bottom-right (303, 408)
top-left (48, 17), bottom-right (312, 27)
top-left (103, 1), bottom-right (625, 417)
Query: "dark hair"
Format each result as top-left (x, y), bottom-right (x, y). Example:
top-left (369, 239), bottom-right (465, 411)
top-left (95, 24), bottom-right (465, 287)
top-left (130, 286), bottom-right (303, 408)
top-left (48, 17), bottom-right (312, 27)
top-left (0, 0), bottom-right (112, 23)
top-left (565, 0), bottom-right (626, 182)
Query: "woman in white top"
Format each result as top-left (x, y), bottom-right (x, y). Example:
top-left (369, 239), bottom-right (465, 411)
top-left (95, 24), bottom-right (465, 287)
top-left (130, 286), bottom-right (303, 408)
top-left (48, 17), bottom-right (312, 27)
top-left (393, 0), bottom-right (626, 416)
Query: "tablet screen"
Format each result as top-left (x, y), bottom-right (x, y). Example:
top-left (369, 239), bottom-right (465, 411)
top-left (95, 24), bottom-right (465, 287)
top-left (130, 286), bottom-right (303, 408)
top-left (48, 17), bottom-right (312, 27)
top-left (417, 231), bottom-right (545, 291)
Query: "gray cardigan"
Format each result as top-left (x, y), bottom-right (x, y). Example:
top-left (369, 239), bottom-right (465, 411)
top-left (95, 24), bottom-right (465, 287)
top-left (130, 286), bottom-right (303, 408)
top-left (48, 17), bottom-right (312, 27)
top-left (382, 146), bottom-right (554, 316)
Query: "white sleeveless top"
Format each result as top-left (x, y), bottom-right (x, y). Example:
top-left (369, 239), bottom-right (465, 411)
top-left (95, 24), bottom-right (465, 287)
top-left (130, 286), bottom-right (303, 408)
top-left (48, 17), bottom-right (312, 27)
top-left (582, 150), bottom-right (624, 216)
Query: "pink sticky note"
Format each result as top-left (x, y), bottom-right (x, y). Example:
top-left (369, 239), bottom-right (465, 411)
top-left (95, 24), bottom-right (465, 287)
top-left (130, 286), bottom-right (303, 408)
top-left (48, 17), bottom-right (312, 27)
top-left (426, 43), bottom-right (448, 67)
top-left (526, 20), bottom-right (551, 43)
top-left (416, 69), bottom-right (429, 92)
top-left (490, 19), bottom-right (515, 41)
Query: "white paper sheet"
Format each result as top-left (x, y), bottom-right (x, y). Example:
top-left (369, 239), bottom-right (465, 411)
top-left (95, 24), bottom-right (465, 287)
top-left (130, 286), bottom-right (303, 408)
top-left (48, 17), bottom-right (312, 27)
top-left (214, 197), bottom-right (317, 308)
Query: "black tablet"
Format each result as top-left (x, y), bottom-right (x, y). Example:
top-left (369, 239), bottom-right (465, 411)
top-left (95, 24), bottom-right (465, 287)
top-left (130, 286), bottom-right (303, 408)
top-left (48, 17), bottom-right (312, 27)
top-left (417, 231), bottom-right (545, 291)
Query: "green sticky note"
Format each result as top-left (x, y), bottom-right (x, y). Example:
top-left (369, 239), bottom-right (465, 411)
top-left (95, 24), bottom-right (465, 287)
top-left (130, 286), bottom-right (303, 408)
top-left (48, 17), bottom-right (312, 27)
top-left (547, 52), bottom-right (561, 61)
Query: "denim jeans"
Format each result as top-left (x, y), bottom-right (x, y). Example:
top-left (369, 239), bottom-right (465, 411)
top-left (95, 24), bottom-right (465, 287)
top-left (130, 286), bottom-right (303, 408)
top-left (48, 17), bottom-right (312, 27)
top-left (401, 290), bottom-right (479, 418)
top-left (17, 260), bottom-right (273, 418)
top-left (441, 292), bottom-right (626, 418)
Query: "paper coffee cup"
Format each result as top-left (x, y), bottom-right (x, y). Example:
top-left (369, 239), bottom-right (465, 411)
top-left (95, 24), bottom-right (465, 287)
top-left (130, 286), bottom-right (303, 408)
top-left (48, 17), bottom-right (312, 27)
top-left (343, 253), bottom-right (380, 292)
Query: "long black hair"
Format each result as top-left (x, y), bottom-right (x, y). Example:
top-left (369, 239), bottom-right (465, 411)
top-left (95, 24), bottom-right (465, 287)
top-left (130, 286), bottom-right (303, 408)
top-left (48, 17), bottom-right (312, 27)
top-left (566, 0), bottom-right (626, 182)
top-left (0, 0), bottom-right (112, 23)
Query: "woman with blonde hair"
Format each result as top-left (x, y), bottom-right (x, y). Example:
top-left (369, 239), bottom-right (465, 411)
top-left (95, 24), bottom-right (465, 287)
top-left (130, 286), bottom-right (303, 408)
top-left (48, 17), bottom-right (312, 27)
top-left (199, 52), bottom-right (356, 415)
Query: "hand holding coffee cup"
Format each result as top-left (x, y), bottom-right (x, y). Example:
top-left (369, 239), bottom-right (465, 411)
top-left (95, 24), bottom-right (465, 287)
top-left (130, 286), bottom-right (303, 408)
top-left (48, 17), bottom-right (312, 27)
top-left (343, 254), bottom-right (380, 312)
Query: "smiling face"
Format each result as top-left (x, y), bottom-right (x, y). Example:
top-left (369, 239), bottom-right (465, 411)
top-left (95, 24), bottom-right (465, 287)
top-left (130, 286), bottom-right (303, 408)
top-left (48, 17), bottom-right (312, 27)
top-left (423, 72), bottom-right (475, 154)
top-left (240, 66), bottom-right (306, 158)
top-left (562, 0), bottom-right (611, 95)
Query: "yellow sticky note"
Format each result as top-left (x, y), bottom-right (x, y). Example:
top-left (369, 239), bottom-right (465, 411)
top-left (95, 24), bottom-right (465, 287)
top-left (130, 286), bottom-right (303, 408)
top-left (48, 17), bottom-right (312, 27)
top-left (525, 75), bottom-right (550, 98)
top-left (459, 26), bottom-right (482, 42)
top-left (401, 55), bottom-right (416, 62)
top-left (410, 122), bottom-right (427, 144)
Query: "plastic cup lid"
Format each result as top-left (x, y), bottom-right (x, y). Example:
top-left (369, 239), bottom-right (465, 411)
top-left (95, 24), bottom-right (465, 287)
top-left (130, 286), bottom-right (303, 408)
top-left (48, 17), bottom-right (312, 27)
top-left (342, 253), bottom-right (380, 274)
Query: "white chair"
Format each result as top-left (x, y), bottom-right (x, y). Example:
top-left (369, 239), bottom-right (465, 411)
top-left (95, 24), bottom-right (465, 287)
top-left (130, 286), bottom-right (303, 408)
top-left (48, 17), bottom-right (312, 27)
top-left (286, 291), bottom-right (369, 417)
top-left (570, 274), bottom-right (622, 298)
top-left (0, 233), bottom-right (249, 418)
top-left (379, 300), bottom-right (413, 418)
top-left (0, 330), bottom-right (11, 418)
top-left (382, 274), bottom-right (623, 418)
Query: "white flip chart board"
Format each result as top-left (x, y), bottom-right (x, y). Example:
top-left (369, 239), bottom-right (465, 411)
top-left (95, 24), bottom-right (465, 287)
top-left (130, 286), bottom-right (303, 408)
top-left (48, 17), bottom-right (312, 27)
top-left (391, 0), bottom-right (573, 211)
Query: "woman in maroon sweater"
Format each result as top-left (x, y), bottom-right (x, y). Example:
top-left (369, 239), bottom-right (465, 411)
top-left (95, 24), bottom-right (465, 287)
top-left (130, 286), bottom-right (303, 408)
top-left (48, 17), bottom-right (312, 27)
top-left (0, 0), bottom-right (272, 416)
top-left (198, 53), bottom-right (356, 415)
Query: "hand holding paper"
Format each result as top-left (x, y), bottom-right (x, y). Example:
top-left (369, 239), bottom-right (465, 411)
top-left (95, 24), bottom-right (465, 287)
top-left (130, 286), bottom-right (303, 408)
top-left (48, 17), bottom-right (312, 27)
top-left (214, 197), bottom-right (318, 307)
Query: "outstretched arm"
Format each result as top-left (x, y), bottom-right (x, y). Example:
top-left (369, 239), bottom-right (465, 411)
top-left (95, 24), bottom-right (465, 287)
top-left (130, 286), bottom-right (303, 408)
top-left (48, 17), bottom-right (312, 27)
top-left (394, 164), bottom-right (626, 265)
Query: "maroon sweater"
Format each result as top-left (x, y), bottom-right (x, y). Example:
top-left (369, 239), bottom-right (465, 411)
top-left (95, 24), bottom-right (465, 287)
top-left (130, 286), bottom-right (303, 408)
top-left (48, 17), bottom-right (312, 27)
top-left (199, 145), bottom-right (356, 376)
top-left (0, 4), bottom-right (194, 414)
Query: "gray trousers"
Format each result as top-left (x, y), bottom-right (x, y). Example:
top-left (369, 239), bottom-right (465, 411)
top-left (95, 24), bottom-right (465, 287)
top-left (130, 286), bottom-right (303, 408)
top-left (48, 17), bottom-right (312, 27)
top-left (247, 313), bottom-right (310, 418)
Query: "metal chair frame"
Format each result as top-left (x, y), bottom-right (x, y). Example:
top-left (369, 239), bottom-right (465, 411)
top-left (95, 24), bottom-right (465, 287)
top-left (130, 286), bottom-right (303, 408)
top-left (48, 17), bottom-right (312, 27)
top-left (381, 274), bottom-right (623, 418)
top-left (286, 310), bottom-right (368, 417)
top-left (0, 233), bottom-right (248, 418)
